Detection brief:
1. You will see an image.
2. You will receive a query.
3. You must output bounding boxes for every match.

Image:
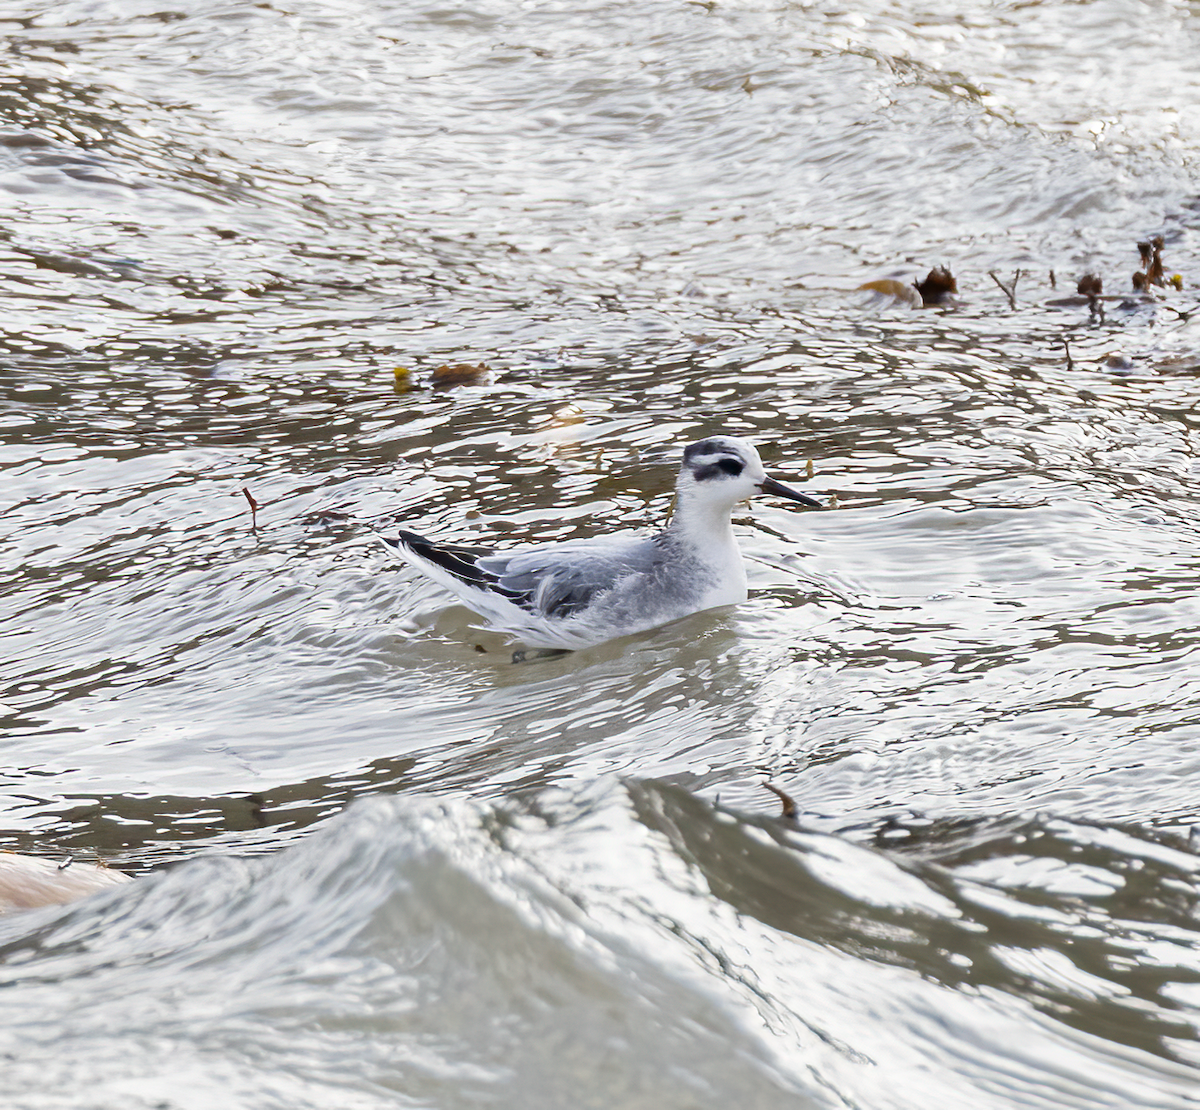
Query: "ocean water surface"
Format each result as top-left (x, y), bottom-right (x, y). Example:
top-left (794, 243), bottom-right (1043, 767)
top-left (2, 0), bottom-right (1200, 1106)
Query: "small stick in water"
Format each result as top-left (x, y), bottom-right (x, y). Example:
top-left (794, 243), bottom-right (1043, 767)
top-left (988, 269), bottom-right (1022, 309)
top-left (242, 487), bottom-right (260, 530)
top-left (763, 781), bottom-right (797, 820)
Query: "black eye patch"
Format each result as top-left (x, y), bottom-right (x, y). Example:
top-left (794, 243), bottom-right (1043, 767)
top-left (692, 457), bottom-right (744, 481)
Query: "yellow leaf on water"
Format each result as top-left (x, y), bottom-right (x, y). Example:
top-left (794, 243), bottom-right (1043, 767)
top-left (857, 278), bottom-right (923, 308)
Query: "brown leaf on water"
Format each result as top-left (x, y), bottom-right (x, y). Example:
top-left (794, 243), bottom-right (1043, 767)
top-left (915, 266), bottom-right (958, 306)
top-left (859, 268), bottom-right (957, 308)
top-left (856, 278), bottom-right (922, 308)
top-left (431, 362), bottom-right (490, 390)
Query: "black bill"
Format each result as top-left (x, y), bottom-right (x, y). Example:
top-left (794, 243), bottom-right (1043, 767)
top-left (759, 475), bottom-right (823, 508)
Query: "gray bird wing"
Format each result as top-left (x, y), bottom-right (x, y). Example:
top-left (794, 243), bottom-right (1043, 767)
top-left (477, 536), bottom-right (662, 618)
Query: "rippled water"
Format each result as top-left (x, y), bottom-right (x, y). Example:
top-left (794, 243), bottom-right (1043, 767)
top-left (3, 0), bottom-right (1200, 1105)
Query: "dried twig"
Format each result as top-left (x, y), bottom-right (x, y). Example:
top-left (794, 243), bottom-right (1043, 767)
top-left (242, 486), bottom-right (260, 530)
top-left (762, 781), bottom-right (797, 820)
top-left (988, 269), bottom-right (1022, 309)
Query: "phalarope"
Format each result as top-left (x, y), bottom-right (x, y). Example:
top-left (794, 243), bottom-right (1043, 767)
top-left (380, 435), bottom-right (823, 650)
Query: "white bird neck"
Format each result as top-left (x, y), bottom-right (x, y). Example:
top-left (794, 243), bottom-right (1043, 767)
top-left (667, 491), bottom-right (740, 554)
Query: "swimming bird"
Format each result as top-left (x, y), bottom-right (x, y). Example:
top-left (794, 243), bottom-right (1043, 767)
top-left (379, 435), bottom-right (823, 650)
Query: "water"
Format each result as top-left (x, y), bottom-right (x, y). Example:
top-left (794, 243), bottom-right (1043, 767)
top-left (2, 0), bottom-right (1200, 1105)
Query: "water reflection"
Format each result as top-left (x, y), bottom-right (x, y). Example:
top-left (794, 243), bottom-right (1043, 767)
top-left (635, 782), bottom-right (1200, 1065)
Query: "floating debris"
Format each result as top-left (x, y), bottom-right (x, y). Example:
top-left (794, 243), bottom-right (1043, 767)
top-left (390, 363), bottom-right (493, 392)
top-left (914, 266), bottom-right (958, 306)
top-left (1132, 236), bottom-right (1183, 291)
top-left (431, 362), bottom-right (490, 390)
top-left (241, 486), bottom-right (260, 530)
top-left (1147, 237), bottom-right (1164, 287)
top-left (988, 269), bottom-right (1022, 309)
top-left (856, 278), bottom-right (923, 308)
top-left (1136, 238), bottom-right (1155, 285)
top-left (857, 267), bottom-right (957, 308)
top-left (762, 781), bottom-right (797, 820)
top-left (1077, 274), bottom-right (1104, 321)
